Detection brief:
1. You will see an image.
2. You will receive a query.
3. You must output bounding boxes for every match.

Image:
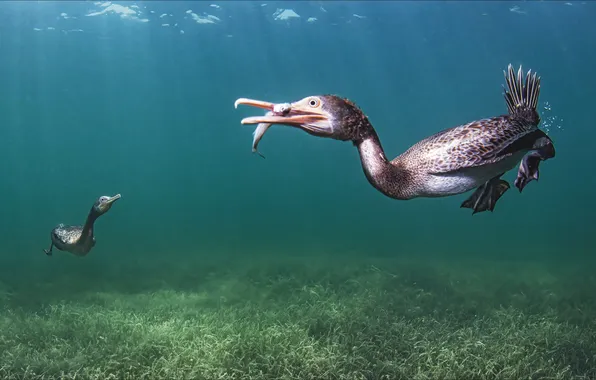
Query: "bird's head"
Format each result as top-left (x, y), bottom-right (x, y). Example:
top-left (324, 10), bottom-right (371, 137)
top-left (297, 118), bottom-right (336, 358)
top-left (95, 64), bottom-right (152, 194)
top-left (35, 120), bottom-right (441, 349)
top-left (235, 95), bottom-right (373, 143)
top-left (92, 194), bottom-right (121, 217)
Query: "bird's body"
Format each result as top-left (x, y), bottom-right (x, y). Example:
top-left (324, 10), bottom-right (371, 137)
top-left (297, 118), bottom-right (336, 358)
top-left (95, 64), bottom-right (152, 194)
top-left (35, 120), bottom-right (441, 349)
top-left (354, 130), bottom-right (524, 200)
top-left (48, 223), bottom-right (97, 256)
top-left (235, 64), bottom-right (555, 214)
top-left (44, 194), bottom-right (121, 257)
top-left (365, 114), bottom-right (550, 200)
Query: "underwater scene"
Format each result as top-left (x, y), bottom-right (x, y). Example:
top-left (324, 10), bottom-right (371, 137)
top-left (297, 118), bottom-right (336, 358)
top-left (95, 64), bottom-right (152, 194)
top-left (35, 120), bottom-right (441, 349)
top-left (0, 1), bottom-right (594, 379)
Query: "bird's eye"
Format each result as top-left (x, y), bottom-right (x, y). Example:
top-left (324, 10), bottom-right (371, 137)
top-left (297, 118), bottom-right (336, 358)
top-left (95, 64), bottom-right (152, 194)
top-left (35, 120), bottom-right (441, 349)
top-left (99, 197), bottom-right (108, 202)
top-left (308, 98), bottom-right (320, 108)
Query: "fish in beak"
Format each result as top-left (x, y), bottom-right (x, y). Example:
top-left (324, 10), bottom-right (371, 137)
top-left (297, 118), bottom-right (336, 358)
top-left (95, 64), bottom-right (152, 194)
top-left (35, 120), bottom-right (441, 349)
top-left (234, 98), bottom-right (329, 126)
top-left (252, 121), bottom-right (272, 158)
top-left (235, 97), bottom-right (335, 156)
top-left (235, 97), bottom-right (333, 138)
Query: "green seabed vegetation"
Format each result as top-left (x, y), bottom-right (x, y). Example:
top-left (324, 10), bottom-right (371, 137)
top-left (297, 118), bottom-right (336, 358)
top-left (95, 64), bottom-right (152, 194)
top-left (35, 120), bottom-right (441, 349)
top-left (0, 253), bottom-right (594, 380)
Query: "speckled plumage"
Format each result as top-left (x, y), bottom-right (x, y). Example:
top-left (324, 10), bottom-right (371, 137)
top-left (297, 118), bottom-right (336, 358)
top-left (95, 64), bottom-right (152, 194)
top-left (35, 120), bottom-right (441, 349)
top-left (43, 194), bottom-right (120, 257)
top-left (50, 223), bottom-right (96, 256)
top-left (394, 116), bottom-right (541, 175)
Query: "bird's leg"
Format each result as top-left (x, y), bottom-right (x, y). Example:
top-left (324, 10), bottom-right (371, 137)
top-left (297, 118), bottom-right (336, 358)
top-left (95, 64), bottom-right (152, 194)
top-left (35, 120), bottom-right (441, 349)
top-left (514, 142), bottom-right (555, 192)
top-left (43, 243), bottom-right (54, 256)
top-left (461, 174), bottom-right (510, 214)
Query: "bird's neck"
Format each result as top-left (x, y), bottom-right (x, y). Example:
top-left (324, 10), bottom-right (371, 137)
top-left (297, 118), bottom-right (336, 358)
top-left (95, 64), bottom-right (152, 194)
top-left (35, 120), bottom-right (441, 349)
top-left (355, 130), bottom-right (412, 200)
top-left (81, 209), bottom-right (98, 241)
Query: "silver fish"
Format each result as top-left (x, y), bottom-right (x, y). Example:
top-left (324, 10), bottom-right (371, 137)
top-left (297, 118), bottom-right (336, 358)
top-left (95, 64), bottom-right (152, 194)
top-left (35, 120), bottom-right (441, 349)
top-left (242, 103), bottom-right (292, 159)
top-left (252, 120), bottom-right (271, 159)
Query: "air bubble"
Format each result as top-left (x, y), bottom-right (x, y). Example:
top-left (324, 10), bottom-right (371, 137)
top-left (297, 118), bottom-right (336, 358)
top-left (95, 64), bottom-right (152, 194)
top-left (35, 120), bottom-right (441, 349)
top-left (539, 101), bottom-right (564, 134)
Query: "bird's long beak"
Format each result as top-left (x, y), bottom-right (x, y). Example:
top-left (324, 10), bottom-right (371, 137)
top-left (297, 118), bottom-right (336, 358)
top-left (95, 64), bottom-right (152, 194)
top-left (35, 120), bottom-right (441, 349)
top-left (106, 194), bottom-right (121, 204)
top-left (235, 98), bottom-right (328, 125)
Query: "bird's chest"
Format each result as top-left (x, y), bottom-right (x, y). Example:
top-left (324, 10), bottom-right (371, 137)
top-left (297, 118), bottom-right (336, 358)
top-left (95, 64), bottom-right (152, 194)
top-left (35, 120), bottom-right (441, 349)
top-left (61, 237), bottom-right (95, 256)
top-left (421, 173), bottom-right (482, 197)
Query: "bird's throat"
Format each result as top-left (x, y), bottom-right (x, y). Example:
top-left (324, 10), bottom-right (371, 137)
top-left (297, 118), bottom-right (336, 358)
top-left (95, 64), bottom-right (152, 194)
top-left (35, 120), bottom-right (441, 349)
top-left (355, 134), bottom-right (412, 200)
top-left (81, 209), bottom-right (98, 240)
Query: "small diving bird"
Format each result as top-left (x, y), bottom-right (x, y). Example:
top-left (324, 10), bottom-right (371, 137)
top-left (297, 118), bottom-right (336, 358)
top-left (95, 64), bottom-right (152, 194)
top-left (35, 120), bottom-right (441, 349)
top-left (43, 194), bottom-right (121, 257)
top-left (234, 64), bottom-right (555, 214)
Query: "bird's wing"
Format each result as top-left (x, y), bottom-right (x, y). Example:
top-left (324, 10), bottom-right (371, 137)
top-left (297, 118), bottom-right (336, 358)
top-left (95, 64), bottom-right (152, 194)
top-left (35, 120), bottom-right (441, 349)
top-left (392, 116), bottom-right (544, 174)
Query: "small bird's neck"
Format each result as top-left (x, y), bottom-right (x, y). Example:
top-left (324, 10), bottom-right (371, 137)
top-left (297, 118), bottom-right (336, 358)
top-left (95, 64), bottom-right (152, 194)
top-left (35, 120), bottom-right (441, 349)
top-left (355, 131), bottom-right (413, 200)
top-left (81, 208), bottom-right (99, 241)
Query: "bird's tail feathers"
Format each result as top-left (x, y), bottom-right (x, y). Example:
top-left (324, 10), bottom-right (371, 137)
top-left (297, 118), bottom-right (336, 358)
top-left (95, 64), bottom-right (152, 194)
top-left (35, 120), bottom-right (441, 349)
top-left (503, 64), bottom-right (541, 126)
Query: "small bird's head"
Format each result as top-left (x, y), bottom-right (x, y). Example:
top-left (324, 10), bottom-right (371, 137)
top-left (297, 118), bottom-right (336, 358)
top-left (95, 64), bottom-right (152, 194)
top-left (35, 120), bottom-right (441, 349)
top-left (92, 194), bottom-right (121, 216)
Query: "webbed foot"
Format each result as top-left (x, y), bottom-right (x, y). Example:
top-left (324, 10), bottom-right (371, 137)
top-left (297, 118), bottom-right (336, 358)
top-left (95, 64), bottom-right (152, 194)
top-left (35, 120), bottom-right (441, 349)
top-left (514, 142), bottom-right (555, 192)
top-left (461, 176), bottom-right (510, 214)
top-left (43, 244), bottom-right (53, 256)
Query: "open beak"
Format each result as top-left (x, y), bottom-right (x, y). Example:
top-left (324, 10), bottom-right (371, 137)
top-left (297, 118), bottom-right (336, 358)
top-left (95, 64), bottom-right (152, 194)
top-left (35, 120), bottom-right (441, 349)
top-left (106, 194), bottom-right (121, 204)
top-left (234, 98), bottom-right (329, 126)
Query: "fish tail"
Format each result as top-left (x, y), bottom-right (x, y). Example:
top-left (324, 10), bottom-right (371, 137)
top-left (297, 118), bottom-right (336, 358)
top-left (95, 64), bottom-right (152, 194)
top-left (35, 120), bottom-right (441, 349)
top-left (502, 63), bottom-right (541, 126)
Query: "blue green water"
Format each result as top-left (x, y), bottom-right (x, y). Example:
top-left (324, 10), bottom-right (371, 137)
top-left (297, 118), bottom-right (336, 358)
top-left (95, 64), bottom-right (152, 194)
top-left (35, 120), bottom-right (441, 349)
top-left (0, 1), bottom-right (594, 378)
top-left (1, 1), bottom-right (591, 262)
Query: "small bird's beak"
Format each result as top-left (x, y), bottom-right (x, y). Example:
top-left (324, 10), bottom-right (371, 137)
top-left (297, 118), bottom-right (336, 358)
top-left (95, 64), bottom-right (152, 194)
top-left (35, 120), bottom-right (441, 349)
top-left (235, 98), bottom-right (329, 126)
top-left (106, 194), bottom-right (121, 204)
